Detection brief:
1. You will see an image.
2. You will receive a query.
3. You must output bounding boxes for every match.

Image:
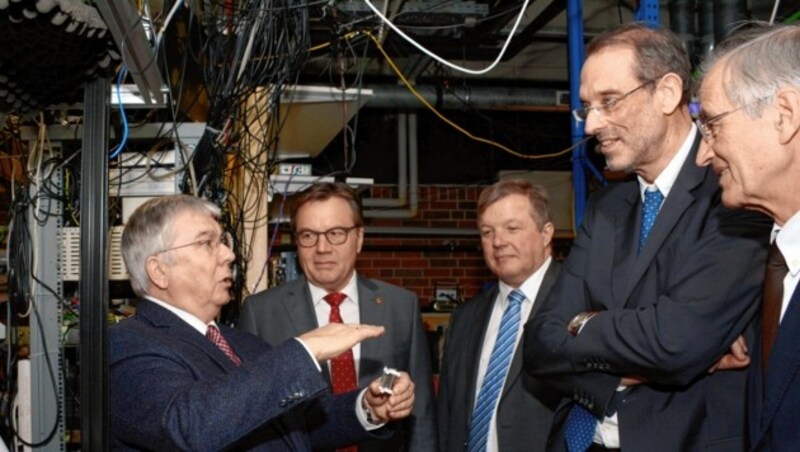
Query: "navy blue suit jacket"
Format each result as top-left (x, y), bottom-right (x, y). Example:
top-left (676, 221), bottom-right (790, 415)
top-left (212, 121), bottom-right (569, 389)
top-left (110, 299), bottom-right (386, 451)
top-left (749, 284), bottom-right (800, 451)
top-left (524, 138), bottom-right (771, 451)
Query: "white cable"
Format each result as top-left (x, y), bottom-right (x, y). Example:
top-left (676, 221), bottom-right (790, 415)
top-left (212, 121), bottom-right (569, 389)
top-left (155, 0), bottom-right (186, 51)
top-left (362, 0), bottom-right (532, 75)
top-left (769, 0), bottom-right (781, 25)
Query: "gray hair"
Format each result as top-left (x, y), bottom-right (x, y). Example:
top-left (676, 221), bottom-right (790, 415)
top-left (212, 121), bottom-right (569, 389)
top-left (586, 23), bottom-right (692, 104)
top-left (122, 195), bottom-right (221, 297)
top-left (701, 23), bottom-right (800, 117)
top-left (477, 179), bottom-right (552, 230)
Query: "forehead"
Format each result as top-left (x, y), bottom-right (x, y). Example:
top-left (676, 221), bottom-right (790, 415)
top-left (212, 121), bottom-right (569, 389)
top-left (580, 46), bottom-right (638, 96)
top-left (295, 196), bottom-right (355, 227)
top-left (171, 210), bottom-right (219, 237)
top-left (479, 193), bottom-right (533, 223)
top-left (698, 63), bottom-right (732, 114)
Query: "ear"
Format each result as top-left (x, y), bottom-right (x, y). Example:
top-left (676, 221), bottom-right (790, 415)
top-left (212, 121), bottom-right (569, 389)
top-left (355, 226), bottom-right (365, 254)
top-left (146, 255), bottom-right (169, 290)
top-left (774, 88), bottom-right (800, 145)
top-left (540, 222), bottom-right (555, 249)
top-left (656, 73), bottom-right (685, 115)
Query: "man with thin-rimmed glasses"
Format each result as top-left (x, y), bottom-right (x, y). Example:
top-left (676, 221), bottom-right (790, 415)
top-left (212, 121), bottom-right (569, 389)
top-left (240, 182), bottom-right (437, 452)
top-left (523, 23), bottom-right (770, 452)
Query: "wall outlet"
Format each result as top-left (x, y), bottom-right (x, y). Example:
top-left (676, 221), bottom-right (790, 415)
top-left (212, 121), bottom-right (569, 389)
top-left (435, 288), bottom-right (458, 301)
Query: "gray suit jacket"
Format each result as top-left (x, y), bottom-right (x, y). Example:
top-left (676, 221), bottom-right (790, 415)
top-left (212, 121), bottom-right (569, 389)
top-left (524, 138), bottom-right (771, 451)
top-left (437, 261), bottom-right (561, 452)
top-left (239, 274), bottom-right (437, 452)
top-left (109, 299), bottom-right (384, 451)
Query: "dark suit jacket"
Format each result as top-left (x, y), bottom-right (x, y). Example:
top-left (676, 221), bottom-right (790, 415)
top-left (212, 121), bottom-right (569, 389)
top-left (748, 283), bottom-right (800, 451)
top-left (238, 274), bottom-right (437, 452)
top-left (524, 138), bottom-right (771, 452)
top-left (110, 299), bottom-right (386, 451)
top-left (438, 261), bottom-right (561, 452)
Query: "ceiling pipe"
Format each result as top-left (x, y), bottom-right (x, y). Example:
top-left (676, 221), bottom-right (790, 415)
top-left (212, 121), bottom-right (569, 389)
top-left (714, 0), bottom-right (748, 42)
top-left (698, 0), bottom-right (715, 62)
top-left (364, 112), bottom-right (419, 219)
top-left (669, 0), bottom-right (697, 64)
top-left (363, 113), bottom-right (408, 208)
top-left (363, 84), bottom-right (563, 110)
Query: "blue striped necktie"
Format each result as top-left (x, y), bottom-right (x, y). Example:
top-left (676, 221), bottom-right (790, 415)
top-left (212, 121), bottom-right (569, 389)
top-left (467, 289), bottom-right (525, 452)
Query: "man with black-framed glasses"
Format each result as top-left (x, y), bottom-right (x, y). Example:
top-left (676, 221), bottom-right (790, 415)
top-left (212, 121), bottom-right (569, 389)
top-left (523, 23), bottom-right (770, 452)
top-left (240, 182), bottom-right (437, 452)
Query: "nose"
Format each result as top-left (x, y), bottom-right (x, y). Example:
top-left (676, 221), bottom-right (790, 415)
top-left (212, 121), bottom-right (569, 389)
top-left (583, 108), bottom-right (604, 136)
top-left (220, 241), bottom-right (235, 264)
top-left (696, 140), bottom-right (715, 167)
top-left (315, 234), bottom-right (332, 253)
top-left (492, 230), bottom-right (507, 248)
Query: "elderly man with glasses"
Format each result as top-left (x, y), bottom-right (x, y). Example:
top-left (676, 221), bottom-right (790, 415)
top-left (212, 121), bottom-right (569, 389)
top-left (239, 182), bottom-right (437, 452)
top-left (523, 23), bottom-right (770, 452)
top-left (695, 23), bottom-right (800, 451)
top-left (109, 194), bottom-right (417, 451)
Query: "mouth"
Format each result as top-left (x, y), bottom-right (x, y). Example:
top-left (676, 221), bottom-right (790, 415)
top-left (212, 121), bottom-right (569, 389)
top-left (595, 136), bottom-right (619, 154)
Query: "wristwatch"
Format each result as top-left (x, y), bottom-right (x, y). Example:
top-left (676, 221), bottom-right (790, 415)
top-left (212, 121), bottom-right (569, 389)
top-left (568, 311), bottom-right (597, 336)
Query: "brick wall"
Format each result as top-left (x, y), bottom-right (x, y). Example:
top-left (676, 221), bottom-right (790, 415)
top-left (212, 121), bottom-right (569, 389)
top-left (357, 184), bottom-right (494, 310)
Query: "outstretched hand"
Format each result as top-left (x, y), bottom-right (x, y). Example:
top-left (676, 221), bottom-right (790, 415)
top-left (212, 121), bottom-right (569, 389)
top-left (298, 323), bottom-right (385, 361)
top-left (364, 371), bottom-right (415, 423)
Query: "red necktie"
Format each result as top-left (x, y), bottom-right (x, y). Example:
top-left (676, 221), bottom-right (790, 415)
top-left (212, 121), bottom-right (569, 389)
top-left (206, 325), bottom-right (242, 366)
top-left (762, 242), bottom-right (788, 373)
top-left (324, 293), bottom-right (359, 452)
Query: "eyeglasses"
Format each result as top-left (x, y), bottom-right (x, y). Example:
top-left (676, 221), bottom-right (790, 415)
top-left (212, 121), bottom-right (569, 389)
top-left (295, 226), bottom-right (359, 248)
top-left (158, 231), bottom-right (234, 255)
top-left (694, 96), bottom-right (772, 142)
top-left (573, 79), bottom-right (656, 122)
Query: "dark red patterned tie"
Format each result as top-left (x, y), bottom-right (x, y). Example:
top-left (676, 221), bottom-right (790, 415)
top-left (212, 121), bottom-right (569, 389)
top-left (206, 325), bottom-right (242, 366)
top-left (324, 292), bottom-right (359, 452)
top-left (762, 242), bottom-right (787, 373)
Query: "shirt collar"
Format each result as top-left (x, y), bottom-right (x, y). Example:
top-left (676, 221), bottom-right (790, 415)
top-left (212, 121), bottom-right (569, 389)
top-left (775, 212), bottom-right (800, 277)
top-left (145, 295), bottom-right (215, 335)
top-left (309, 272), bottom-right (359, 306)
top-left (638, 124), bottom-right (697, 199)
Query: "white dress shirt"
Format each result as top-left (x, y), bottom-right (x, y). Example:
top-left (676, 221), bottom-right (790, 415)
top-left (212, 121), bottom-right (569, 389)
top-left (773, 212), bottom-right (800, 322)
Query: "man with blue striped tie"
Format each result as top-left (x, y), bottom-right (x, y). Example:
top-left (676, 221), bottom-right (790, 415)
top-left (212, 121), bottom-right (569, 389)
top-left (438, 180), bottom-right (561, 452)
top-left (523, 24), bottom-right (770, 452)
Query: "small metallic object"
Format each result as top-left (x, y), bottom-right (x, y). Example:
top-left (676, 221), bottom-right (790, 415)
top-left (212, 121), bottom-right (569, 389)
top-left (379, 367), bottom-right (400, 395)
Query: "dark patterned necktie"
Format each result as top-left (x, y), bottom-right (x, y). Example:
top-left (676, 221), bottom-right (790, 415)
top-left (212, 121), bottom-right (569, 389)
top-left (206, 325), bottom-right (241, 366)
top-left (761, 241), bottom-right (787, 372)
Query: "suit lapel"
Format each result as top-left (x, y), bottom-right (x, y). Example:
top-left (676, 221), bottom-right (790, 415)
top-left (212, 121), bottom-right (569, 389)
top-left (621, 137), bottom-right (704, 304)
top-left (137, 299), bottom-right (239, 372)
top-left (285, 277), bottom-right (320, 332)
top-left (464, 286), bottom-right (499, 423)
top-left (356, 276), bottom-right (384, 387)
top-left (500, 262), bottom-right (560, 401)
top-left (759, 286), bottom-right (800, 434)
